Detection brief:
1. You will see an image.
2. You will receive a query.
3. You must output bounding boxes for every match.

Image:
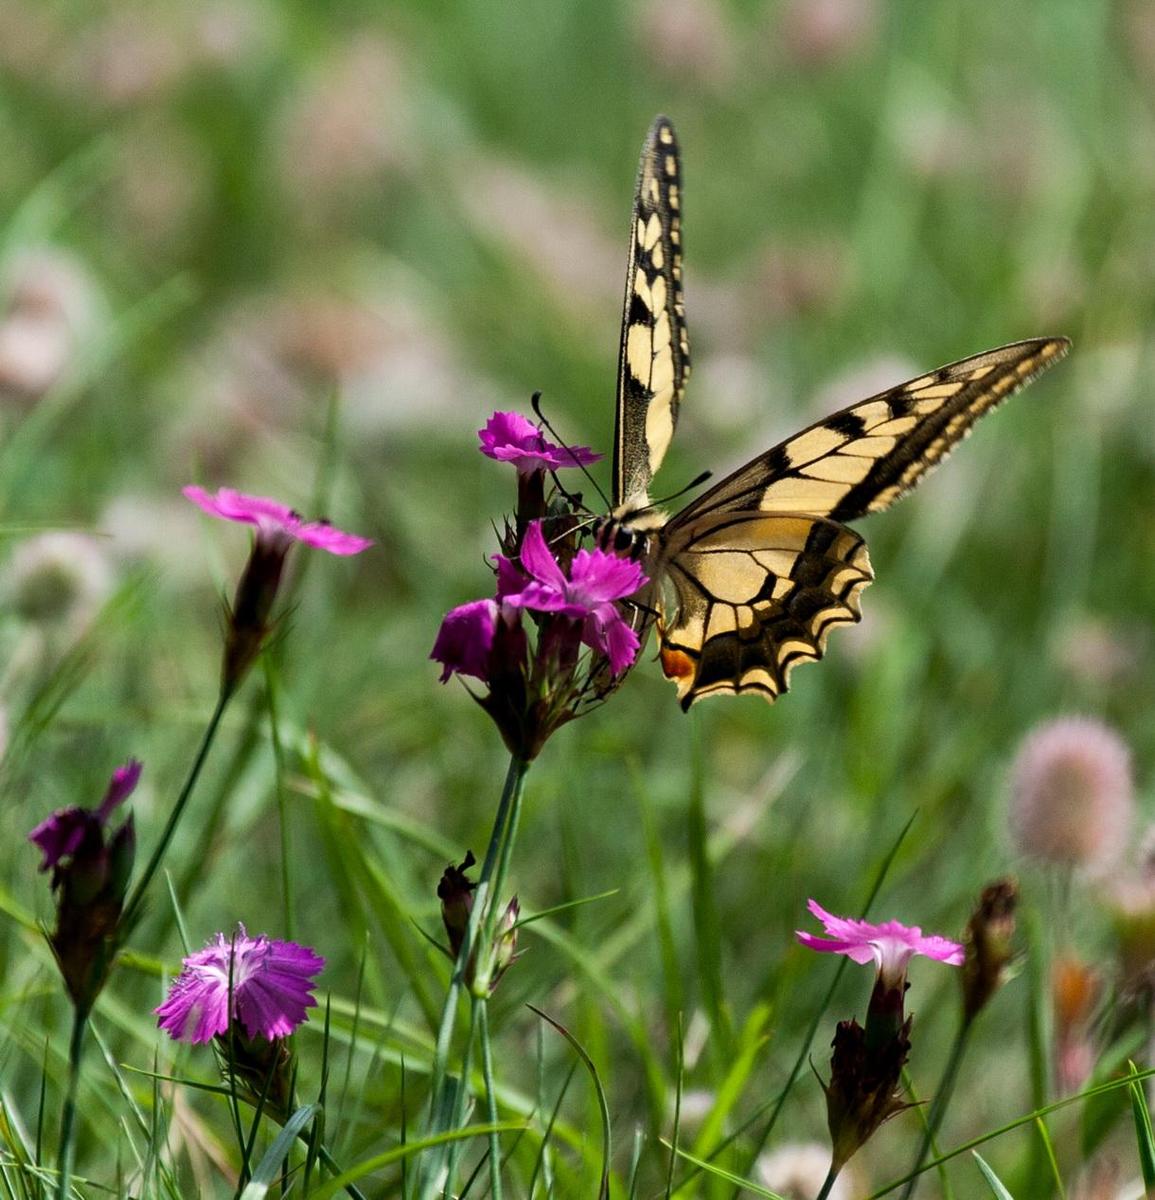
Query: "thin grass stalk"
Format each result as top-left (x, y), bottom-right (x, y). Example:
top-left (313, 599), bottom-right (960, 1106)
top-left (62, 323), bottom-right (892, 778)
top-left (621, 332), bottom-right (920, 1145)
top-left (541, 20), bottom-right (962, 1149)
top-left (54, 1005), bottom-right (88, 1200)
top-left (263, 661), bottom-right (294, 938)
top-left (899, 1019), bottom-right (973, 1200)
top-left (121, 686), bottom-right (234, 931)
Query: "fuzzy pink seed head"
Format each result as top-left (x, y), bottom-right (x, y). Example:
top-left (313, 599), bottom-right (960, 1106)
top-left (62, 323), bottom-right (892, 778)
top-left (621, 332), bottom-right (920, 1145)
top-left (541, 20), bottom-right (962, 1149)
top-left (1008, 716), bottom-right (1134, 872)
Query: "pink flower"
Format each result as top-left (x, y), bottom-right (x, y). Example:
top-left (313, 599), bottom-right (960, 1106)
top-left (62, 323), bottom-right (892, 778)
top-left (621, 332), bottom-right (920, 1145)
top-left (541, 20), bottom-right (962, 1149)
top-left (30, 759), bottom-right (141, 873)
top-left (431, 598), bottom-right (499, 683)
top-left (797, 898), bottom-right (964, 990)
top-left (499, 521), bottom-right (645, 673)
top-left (183, 486), bottom-right (372, 555)
top-left (478, 411), bottom-right (601, 475)
top-left (1008, 716), bottom-right (1133, 872)
top-left (29, 759), bottom-right (140, 1009)
top-left (155, 928), bottom-right (324, 1044)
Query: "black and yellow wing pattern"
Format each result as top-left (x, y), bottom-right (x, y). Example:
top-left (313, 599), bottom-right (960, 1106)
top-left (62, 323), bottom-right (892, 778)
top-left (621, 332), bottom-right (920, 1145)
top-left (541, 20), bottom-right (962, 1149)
top-left (609, 118), bottom-right (1071, 709)
top-left (613, 115), bottom-right (692, 513)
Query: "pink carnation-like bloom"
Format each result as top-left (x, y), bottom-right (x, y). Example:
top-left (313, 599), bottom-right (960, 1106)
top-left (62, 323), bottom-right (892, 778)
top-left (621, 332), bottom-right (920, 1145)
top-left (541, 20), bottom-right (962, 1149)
top-left (183, 486), bottom-right (372, 556)
top-left (478, 411), bottom-right (601, 475)
top-left (797, 898), bottom-right (964, 989)
top-left (155, 928), bottom-right (324, 1044)
top-left (29, 759), bottom-right (142, 872)
top-left (499, 521), bottom-right (646, 674)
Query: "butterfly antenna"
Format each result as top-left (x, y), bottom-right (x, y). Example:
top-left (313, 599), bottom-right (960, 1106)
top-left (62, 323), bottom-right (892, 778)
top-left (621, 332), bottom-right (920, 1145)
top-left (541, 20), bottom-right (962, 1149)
top-left (531, 391), bottom-right (610, 510)
top-left (546, 513), bottom-right (599, 550)
top-left (636, 469), bottom-right (712, 517)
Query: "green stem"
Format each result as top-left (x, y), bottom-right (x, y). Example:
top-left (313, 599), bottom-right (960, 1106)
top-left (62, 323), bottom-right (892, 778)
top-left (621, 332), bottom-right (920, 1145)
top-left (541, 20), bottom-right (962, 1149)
top-left (441, 1001), bottom-right (480, 1197)
top-left (816, 1166), bottom-right (840, 1200)
top-left (427, 755), bottom-right (529, 1109)
top-left (419, 754), bottom-right (529, 1199)
top-left (477, 999), bottom-right (503, 1200)
top-left (122, 686), bottom-right (234, 931)
top-left (899, 1018), bottom-right (973, 1200)
top-left (56, 1005), bottom-right (89, 1200)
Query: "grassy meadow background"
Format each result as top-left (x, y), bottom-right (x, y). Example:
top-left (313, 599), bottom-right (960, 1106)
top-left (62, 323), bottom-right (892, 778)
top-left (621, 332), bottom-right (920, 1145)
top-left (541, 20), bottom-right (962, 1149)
top-left (0, 0), bottom-right (1153, 1195)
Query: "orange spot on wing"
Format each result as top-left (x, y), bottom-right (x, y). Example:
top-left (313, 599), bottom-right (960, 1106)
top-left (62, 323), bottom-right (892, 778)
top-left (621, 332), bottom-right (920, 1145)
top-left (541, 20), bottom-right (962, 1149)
top-left (660, 646), bottom-right (695, 682)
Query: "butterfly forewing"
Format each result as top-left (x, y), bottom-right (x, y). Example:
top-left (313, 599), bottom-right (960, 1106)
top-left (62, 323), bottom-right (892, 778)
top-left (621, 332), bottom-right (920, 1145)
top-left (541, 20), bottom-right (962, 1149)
top-left (613, 115), bottom-right (691, 511)
top-left (673, 338), bottom-right (1070, 525)
top-left (655, 513), bottom-right (873, 709)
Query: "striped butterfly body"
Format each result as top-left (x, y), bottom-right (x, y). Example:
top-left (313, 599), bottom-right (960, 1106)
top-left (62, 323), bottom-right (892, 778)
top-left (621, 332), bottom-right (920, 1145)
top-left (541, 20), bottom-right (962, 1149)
top-left (603, 115), bottom-right (1070, 709)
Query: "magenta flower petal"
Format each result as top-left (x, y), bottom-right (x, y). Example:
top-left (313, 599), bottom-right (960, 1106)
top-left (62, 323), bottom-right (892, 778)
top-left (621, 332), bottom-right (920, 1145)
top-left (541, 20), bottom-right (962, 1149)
top-left (155, 929), bottom-right (324, 1044)
top-left (29, 807), bottom-right (92, 871)
top-left (518, 522), bottom-right (568, 592)
top-left (183, 486), bottom-right (372, 557)
top-left (567, 547), bottom-right (647, 606)
top-left (30, 758), bottom-right (143, 870)
top-left (291, 521), bottom-right (373, 556)
top-left (494, 554), bottom-right (528, 599)
top-left (797, 898), bottom-right (964, 988)
top-left (583, 607), bottom-right (641, 674)
top-left (431, 599), bottom-right (498, 683)
top-left (97, 759), bottom-right (142, 821)
top-left (478, 411), bottom-right (601, 474)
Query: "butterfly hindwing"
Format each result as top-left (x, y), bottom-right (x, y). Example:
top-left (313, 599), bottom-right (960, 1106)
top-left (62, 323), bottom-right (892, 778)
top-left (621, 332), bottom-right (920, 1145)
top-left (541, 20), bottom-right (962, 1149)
top-left (655, 513), bottom-right (873, 709)
top-left (675, 338), bottom-right (1070, 524)
top-left (613, 115), bottom-right (692, 511)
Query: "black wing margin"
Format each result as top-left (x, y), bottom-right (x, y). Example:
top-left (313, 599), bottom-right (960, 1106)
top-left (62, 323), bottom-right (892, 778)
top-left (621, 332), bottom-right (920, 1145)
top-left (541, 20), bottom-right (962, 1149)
top-left (673, 338), bottom-right (1070, 525)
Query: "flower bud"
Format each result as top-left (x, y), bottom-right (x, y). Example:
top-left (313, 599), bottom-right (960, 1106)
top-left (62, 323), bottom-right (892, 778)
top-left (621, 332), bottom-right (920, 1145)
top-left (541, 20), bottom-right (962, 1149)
top-left (961, 878), bottom-right (1018, 1023)
top-left (488, 896), bottom-right (520, 991)
top-left (437, 851), bottom-right (477, 958)
top-left (29, 760), bottom-right (141, 1011)
top-left (824, 1012), bottom-right (913, 1173)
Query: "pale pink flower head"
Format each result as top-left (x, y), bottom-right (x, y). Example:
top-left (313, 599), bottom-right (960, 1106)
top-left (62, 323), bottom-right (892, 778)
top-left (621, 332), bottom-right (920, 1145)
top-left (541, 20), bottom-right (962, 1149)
top-left (1008, 716), bottom-right (1134, 872)
top-left (155, 927), bottom-right (324, 1044)
top-left (183, 486), bottom-right (372, 555)
top-left (797, 898), bottom-right (964, 990)
top-left (478, 411), bottom-right (601, 475)
top-left (498, 520), bottom-right (645, 673)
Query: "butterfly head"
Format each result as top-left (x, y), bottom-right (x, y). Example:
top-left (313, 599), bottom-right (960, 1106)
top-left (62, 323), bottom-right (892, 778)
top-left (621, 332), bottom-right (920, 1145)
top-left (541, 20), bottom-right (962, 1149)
top-left (595, 499), bottom-right (667, 564)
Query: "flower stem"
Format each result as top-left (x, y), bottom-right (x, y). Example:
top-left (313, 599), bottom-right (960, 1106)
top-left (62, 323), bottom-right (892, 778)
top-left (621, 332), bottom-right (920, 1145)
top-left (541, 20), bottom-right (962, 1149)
top-left (899, 1017), bottom-right (973, 1200)
top-left (428, 754), bottom-right (528, 1107)
top-left (420, 753), bottom-right (529, 1198)
top-left (816, 1165), bottom-right (840, 1200)
top-left (121, 685), bottom-right (234, 931)
top-left (477, 998), bottom-right (503, 1200)
top-left (56, 1004), bottom-right (89, 1200)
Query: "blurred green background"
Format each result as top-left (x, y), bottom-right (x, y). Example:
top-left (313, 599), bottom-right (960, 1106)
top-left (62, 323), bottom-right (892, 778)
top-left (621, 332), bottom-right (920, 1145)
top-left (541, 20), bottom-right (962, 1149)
top-left (1, 0), bottom-right (1154, 1195)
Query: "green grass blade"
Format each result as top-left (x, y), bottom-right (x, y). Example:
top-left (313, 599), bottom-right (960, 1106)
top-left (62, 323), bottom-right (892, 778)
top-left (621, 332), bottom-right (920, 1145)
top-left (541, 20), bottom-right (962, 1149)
top-left (527, 1005), bottom-right (611, 1200)
top-left (663, 1141), bottom-right (786, 1199)
top-left (1127, 1061), bottom-right (1155, 1190)
top-left (237, 1104), bottom-right (317, 1198)
top-left (308, 1123), bottom-right (524, 1200)
top-left (973, 1152), bottom-right (1015, 1200)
